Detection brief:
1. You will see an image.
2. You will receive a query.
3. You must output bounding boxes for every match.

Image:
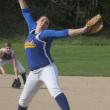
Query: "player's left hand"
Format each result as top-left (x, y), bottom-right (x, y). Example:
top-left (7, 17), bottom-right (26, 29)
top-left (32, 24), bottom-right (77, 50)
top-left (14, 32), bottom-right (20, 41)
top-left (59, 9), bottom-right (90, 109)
top-left (85, 14), bottom-right (103, 34)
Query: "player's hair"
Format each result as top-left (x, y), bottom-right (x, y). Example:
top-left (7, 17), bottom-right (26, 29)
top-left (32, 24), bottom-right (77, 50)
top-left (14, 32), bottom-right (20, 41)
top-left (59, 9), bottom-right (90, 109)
top-left (37, 15), bottom-right (49, 22)
top-left (4, 42), bottom-right (12, 47)
top-left (37, 15), bottom-right (49, 20)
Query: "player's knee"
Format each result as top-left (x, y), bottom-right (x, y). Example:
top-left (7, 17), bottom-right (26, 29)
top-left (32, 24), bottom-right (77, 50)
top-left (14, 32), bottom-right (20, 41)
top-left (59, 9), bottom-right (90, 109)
top-left (49, 88), bottom-right (63, 98)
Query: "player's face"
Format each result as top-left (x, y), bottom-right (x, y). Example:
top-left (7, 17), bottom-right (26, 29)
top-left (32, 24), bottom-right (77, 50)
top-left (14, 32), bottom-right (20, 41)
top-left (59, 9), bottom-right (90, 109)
top-left (5, 46), bottom-right (11, 54)
top-left (36, 16), bottom-right (49, 30)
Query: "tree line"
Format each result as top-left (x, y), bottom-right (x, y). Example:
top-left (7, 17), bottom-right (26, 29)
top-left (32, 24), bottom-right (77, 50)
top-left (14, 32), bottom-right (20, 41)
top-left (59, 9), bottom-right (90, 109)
top-left (0, 0), bottom-right (110, 36)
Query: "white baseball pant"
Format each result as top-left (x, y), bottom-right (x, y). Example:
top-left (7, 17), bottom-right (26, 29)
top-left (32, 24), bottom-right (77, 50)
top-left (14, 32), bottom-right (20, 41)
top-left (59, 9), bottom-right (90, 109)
top-left (19, 63), bottom-right (62, 107)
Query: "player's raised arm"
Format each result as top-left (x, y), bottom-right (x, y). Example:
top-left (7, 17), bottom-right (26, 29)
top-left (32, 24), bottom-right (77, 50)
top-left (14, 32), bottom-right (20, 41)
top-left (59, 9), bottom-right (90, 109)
top-left (18, 0), bottom-right (36, 32)
top-left (18, 0), bottom-right (28, 9)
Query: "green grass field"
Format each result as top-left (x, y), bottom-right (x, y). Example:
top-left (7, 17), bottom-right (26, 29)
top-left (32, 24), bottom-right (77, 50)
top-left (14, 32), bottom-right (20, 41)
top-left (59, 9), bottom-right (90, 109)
top-left (52, 45), bottom-right (110, 76)
top-left (0, 34), bottom-right (110, 76)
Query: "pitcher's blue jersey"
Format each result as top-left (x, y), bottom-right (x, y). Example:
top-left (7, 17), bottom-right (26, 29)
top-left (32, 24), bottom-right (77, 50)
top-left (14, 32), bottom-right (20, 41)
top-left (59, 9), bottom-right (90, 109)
top-left (22, 8), bottom-right (69, 70)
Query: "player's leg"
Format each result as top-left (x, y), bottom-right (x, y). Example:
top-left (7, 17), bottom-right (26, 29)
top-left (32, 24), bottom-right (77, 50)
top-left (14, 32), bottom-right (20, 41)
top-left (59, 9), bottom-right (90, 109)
top-left (21, 73), bottom-right (26, 84)
top-left (18, 71), bottom-right (43, 110)
top-left (55, 93), bottom-right (70, 110)
top-left (18, 105), bottom-right (27, 110)
top-left (16, 60), bottom-right (27, 84)
top-left (41, 63), bottom-right (70, 110)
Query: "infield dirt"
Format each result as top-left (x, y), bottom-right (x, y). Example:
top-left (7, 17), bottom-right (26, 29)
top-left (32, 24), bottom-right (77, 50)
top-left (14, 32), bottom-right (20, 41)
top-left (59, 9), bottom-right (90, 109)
top-left (0, 75), bottom-right (110, 110)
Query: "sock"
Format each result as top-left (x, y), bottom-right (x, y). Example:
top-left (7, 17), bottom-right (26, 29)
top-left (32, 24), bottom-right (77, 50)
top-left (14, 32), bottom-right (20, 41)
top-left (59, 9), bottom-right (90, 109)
top-left (55, 93), bottom-right (70, 110)
top-left (18, 105), bottom-right (27, 110)
top-left (21, 73), bottom-right (26, 84)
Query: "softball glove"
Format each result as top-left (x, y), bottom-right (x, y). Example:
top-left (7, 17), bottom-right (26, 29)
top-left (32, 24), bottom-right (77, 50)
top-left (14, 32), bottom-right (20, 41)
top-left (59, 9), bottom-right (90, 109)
top-left (12, 77), bottom-right (21, 89)
top-left (86, 14), bottom-right (103, 33)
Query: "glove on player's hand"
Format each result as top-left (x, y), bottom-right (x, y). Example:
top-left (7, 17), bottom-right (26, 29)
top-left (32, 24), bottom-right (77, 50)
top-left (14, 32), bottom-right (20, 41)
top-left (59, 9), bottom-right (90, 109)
top-left (86, 14), bottom-right (103, 33)
top-left (12, 77), bottom-right (21, 89)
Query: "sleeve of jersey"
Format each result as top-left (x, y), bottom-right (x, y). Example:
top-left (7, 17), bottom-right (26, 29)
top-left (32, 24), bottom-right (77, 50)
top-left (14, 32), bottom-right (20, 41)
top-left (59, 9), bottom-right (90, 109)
top-left (21, 8), bottom-right (36, 32)
top-left (40, 29), bottom-right (69, 40)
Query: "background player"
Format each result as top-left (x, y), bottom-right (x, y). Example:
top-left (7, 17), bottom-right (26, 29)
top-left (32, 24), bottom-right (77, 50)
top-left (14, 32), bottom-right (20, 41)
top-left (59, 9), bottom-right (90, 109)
top-left (17, 0), bottom-right (88, 110)
top-left (0, 42), bottom-right (26, 88)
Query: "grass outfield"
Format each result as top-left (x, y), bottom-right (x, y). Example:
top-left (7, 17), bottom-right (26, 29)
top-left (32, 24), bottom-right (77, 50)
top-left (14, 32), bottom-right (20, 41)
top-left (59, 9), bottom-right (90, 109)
top-left (0, 35), bottom-right (110, 76)
top-left (52, 45), bottom-right (110, 76)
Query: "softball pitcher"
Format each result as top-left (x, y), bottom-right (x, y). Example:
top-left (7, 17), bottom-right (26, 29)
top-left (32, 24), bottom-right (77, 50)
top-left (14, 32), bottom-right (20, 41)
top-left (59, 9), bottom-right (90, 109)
top-left (17, 0), bottom-right (88, 110)
top-left (0, 42), bottom-right (26, 88)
